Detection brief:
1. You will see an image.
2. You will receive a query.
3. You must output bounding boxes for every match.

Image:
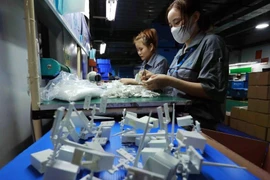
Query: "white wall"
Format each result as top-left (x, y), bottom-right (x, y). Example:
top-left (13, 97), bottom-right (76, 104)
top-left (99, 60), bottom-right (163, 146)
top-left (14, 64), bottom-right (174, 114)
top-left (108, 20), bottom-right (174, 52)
top-left (241, 44), bottom-right (270, 62)
top-left (229, 50), bottom-right (241, 64)
top-left (0, 0), bottom-right (31, 167)
top-left (229, 43), bottom-right (270, 72)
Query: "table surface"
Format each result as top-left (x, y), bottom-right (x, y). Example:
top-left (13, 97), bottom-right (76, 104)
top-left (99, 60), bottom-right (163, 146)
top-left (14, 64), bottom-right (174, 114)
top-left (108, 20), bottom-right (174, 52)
top-left (0, 123), bottom-right (259, 180)
top-left (40, 95), bottom-right (190, 110)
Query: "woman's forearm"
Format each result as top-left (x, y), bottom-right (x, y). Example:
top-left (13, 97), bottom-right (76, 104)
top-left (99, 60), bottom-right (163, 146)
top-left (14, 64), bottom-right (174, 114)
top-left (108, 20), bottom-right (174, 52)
top-left (166, 76), bottom-right (210, 99)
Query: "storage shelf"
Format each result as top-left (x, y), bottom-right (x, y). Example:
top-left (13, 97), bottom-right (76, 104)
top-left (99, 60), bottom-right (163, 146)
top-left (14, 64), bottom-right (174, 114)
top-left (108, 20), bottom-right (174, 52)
top-left (35, 0), bottom-right (89, 55)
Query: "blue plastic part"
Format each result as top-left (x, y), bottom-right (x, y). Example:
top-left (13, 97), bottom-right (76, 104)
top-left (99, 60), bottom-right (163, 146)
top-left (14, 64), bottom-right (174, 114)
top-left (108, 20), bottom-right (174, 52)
top-left (231, 81), bottom-right (245, 89)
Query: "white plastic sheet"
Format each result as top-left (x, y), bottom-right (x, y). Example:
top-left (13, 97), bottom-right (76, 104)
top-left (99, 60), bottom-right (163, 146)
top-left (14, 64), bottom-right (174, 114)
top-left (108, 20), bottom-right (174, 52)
top-left (41, 71), bottom-right (103, 102)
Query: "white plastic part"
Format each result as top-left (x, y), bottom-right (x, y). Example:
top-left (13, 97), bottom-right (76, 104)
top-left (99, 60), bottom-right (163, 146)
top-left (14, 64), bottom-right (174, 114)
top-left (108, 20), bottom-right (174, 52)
top-left (144, 151), bottom-right (178, 180)
top-left (58, 145), bottom-right (76, 162)
top-left (177, 115), bottom-right (194, 127)
top-left (50, 107), bottom-right (65, 144)
top-left (118, 132), bottom-right (176, 138)
top-left (122, 131), bottom-right (137, 143)
top-left (157, 106), bottom-right (164, 130)
top-left (126, 166), bottom-right (165, 180)
top-left (148, 139), bottom-right (167, 148)
top-left (163, 103), bottom-right (171, 123)
top-left (135, 136), bottom-right (151, 147)
top-left (202, 161), bottom-right (246, 169)
top-left (125, 114), bottom-right (155, 130)
top-left (108, 158), bottom-right (130, 174)
top-left (70, 111), bottom-right (90, 129)
top-left (140, 148), bottom-right (164, 165)
top-left (72, 147), bottom-right (115, 172)
top-left (195, 121), bottom-right (201, 132)
top-left (63, 119), bottom-right (79, 142)
top-left (126, 111), bottom-right (137, 118)
top-left (176, 129), bottom-right (206, 153)
top-left (171, 103), bottom-right (175, 145)
top-left (80, 175), bottom-right (101, 180)
top-left (43, 160), bottom-right (79, 180)
top-left (99, 97), bottom-right (107, 113)
top-left (162, 114), bottom-right (170, 151)
top-left (31, 149), bottom-right (53, 174)
top-left (85, 141), bottom-right (105, 152)
top-left (116, 148), bottom-right (135, 162)
top-left (139, 116), bottom-right (159, 128)
top-left (77, 111), bottom-right (93, 132)
top-left (100, 126), bottom-right (112, 139)
top-left (134, 112), bottom-right (152, 167)
top-left (83, 96), bottom-right (92, 110)
top-left (92, 137), bottom-right (108, 146)
top-left (186, 146), bottom-right (203, 174)
top-left (100, 121), bottom-right (115, 127)
top-left (92, 115), bottom-right (114, 120)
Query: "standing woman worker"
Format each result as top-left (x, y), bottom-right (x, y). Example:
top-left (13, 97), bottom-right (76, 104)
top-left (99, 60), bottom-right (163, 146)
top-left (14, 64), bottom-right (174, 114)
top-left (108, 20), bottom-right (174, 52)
top-left (142, 0), bottom-right (229, 130)
top-left (120, 28), bottom-right (168, 85)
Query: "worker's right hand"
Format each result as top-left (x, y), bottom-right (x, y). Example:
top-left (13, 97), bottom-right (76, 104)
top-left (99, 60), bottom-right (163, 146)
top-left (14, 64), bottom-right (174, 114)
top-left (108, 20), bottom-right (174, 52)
top-left (139, 70), bottom-right (154, 81)
top-left (120, 78), bottom-right (138, 85)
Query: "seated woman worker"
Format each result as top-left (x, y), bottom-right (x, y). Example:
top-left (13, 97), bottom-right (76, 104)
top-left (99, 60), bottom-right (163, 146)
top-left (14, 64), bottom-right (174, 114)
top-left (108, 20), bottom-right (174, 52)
top-left (120, 28), bottom-right (168, 85)
top-left (141, 0), bottom-right (229, 130)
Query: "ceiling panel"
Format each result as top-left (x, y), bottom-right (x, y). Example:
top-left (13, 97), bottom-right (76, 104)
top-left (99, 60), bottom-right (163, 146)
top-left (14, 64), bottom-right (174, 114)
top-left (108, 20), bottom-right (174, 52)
top-left (90, 0), bottom-right (270, 63)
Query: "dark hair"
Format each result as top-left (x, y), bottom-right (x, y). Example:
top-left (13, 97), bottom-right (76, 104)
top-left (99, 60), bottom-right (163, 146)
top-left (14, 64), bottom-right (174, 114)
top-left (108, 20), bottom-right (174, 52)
top-left (167, 0), bottom-right (212, 32)
top-left (109, 72), bottom-right (113, 76)
top-left (133, 28), bottom-right (158, 52)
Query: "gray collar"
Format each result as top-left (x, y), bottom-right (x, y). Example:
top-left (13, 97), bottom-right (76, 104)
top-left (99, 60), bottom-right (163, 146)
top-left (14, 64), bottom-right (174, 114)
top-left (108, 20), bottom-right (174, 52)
top-left (142, 53), bottom-right (156, 68)
top-left (183, 32), bottom-right (206, 53)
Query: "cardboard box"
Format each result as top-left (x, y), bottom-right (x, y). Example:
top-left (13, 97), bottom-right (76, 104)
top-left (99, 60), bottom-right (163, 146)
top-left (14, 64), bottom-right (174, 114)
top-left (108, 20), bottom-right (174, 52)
top-left (239, 107), bottom-right (249, 122)
top-left (248, 86), bottom-right (270, 100)
top-left (231, 107), bottom-right (240, 119)
top-left (230, 118), bottom-right (238, 129)
top-left (230, 118), bottom-right (267, 140)
top-left (249, 72), bottom-right (270, 86)
top-left (224, 112), bottom-right (230, 126)
top-left (247, 111), bottom-right (270, 127)
top-left (248, 99), bottom-right (270, 114)
top-left (267, 128), bottom-right (270, 142)
top-left (245, 123), bottom-right (267, 140)
top-left (230, 118), bottom-right (246, 132)
top-left (231, 106), bottom-right (248, 120)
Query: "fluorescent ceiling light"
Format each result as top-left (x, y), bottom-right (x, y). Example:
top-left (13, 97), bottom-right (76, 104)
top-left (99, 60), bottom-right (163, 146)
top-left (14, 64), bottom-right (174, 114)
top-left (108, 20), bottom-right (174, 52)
top-left (100, 43), bottom-right (106, 54)
top-left (256, 23), bottom-right (269, 29)
top-left (106, 0), bottom-right (117, 21)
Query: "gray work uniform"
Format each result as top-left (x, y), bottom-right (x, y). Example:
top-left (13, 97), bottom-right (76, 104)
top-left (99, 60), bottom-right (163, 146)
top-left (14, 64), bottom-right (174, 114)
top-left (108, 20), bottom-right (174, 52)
top-left (168, 32), bottom-right (229, 124)
top-left (140, 53), bottom-right (168, 74)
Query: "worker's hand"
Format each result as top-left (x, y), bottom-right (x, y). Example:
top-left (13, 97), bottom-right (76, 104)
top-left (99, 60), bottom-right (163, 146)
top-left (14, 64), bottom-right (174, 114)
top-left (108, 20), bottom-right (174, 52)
top-left (120, 78), bottom-right (138, 85)
top-left (139, 70), bottom-right (154, 81)
top-left (142, 74), bottom-right (169, 90)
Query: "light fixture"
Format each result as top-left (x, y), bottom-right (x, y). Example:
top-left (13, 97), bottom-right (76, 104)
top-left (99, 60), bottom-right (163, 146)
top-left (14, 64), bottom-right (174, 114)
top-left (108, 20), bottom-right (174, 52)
top-left (100, 43), bottom-right (106, 54)
top-left (255, 23), bottom-right (269, 29)
top-left (106, 0), bottom-right (117, 21)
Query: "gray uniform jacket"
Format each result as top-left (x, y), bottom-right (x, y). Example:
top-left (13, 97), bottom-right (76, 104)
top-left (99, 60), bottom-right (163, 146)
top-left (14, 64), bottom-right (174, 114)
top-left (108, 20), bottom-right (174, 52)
top-left (168, 32), bottom-right (229, 123)
top-left (140, 53), bottom-right (168, 74)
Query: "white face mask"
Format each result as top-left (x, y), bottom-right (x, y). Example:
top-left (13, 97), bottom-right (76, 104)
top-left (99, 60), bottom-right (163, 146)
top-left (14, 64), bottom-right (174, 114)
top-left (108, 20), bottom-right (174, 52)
top-left (171, 22), bottom-right (195, 44)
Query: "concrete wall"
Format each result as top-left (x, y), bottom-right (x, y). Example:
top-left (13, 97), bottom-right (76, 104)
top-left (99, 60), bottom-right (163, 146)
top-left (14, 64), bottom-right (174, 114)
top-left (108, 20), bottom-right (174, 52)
top-left (0, 0), bottom-right (32, 167)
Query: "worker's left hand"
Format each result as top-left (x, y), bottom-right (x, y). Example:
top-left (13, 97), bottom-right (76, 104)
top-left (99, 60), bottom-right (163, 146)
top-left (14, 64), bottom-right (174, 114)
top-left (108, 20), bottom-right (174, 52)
top-left (142, 74), bottom-right (169, 90)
